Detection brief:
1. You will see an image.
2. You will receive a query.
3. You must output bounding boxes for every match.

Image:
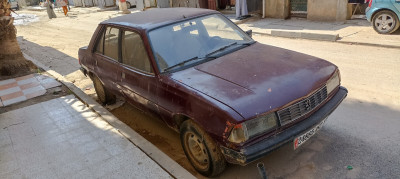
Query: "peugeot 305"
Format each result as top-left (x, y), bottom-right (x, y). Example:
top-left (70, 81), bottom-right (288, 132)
top-left (78, 8), bottom-right (348, 177)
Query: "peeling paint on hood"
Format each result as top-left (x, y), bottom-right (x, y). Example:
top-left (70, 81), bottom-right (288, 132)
top-left (171, 43), bottom-right (337, 121)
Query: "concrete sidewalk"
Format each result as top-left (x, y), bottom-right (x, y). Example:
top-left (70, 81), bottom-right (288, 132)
top-left (0, 95), bottom-right (172, 178)
top-left (225, 14), bottom-right (400, 48)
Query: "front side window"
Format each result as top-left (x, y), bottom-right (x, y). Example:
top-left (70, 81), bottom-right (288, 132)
top-left (121, 31), bottom-right (153, 73)
top-left (148, 14), bottom-right (253, 73)
top-left (103, 26), bottom-right (119, 60)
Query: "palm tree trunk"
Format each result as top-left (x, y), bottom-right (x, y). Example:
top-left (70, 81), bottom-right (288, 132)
top-left (0, 1), bottom-right (36, 77)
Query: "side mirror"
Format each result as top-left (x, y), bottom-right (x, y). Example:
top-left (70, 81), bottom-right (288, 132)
top-left (245, 30), bottom-right (252, 38)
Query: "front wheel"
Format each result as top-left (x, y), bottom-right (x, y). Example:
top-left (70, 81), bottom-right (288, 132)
top-left (180, 120), bottom-right (226, 177)
top-left (126, 2), bottom-right (131, 8)
top-left (372, 10), bottom-right (400, 34)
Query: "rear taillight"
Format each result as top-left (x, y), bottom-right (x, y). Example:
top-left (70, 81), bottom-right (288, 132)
top-left (78, 57), bottom-right (81, 65)
top-left (368, 0), bottom-right (373, 7)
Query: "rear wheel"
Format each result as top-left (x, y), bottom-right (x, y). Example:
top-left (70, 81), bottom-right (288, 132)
top-left (180, 120), bottom-right (226, 177)
top-left (372, 10), bottom-right (400, 34)
top-left (92, 75), bottom-right (115, 105)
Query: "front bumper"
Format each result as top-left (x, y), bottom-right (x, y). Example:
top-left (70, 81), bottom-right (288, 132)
top-left (221, 86), bottom-right (348, 165)
top-left (365, 7), bottom-right (378, 22)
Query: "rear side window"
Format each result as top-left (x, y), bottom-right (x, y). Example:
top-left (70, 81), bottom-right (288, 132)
top-left (103, 27), bottom-right (119, 60)
top-left (95, 27), bottom-right (104, 54)
top-left (121, 31), bottom-right (153, 73)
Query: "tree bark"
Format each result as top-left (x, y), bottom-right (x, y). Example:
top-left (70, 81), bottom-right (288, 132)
top-left (0, 1), bottom-right (36, 78)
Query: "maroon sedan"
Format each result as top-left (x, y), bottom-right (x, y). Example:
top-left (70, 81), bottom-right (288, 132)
top-left (79, 8), bottom-right (347, 177)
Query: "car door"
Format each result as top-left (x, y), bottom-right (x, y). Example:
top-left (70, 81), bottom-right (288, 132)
top-left (93, 26), bottom-right (121, 95)
top-left (118, 29), bottom-right (159, 113)
top-left (392, 0), bottom-right (400, 12)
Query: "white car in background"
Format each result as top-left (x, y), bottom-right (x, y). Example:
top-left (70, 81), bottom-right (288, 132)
top-left (116, 0), bottom-right (137, 8)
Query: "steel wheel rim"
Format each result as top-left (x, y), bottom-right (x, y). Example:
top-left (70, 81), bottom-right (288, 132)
top-left (375, 14), bottom-right (395, 32)
top-left (185, 132), bottom-right (209, 170)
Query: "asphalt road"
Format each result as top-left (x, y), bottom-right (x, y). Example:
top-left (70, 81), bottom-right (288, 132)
top-left (114, 36), bottom-right (400, 179)
top-left (219, 36), bottom-right (400, 178)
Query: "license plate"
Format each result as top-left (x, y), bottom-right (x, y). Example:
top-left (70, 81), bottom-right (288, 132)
top-left (294, 118), bottom-right (326, 150)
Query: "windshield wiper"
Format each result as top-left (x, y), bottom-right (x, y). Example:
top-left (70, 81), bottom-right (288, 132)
top-left (239, 41), bottom-right (255, 46)
top-left (163, 56), bottom-right (200, 72)
top-left (203, 42), bottom-right (238, 58)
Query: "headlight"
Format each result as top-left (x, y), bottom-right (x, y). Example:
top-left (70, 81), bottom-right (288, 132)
top-left (228, 113), bottom-right (278, 144)
top-left (326, 70), bottom-right (340, 94)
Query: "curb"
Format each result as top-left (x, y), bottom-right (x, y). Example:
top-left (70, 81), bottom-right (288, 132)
top-left (23, 53), bottom-right (196, 179)
top-left (336, 40), bottom-right (400, 49)
top-left (97, 6), bottom-right (118, 12)
top-left (270, 30), bottom-right (339, 42)
top-left (252, 31), bottom-right (400, 49)
top-left (25, 7), bottom-right (46, 11)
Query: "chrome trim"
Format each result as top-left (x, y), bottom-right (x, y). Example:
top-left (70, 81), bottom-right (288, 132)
top-left (277, 85), bottom-right (328, 126)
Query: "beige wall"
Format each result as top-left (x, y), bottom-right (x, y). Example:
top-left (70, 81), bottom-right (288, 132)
top-left (264, 0), bottom-right (348, 21)
top-left (265, 0), bottom-right (289, 19)
top-left (307, 0), bottom-right (348, 21)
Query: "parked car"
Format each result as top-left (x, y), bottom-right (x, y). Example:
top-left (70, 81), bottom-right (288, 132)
top-left (116, 0), bottom-right (136, 9)
top-left (366, 0), bottom-right (400, 34)
top-left (8, 0), bottom-right (19, 10)
top-left (79, 8), bottom-right (347, 177)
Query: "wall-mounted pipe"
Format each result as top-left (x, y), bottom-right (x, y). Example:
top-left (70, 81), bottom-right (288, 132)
top-left (262, 0), bottom-right (265, 18)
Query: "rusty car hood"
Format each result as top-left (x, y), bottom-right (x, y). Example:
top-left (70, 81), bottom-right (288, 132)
top-left (170, 43), bottom-right (337, 121)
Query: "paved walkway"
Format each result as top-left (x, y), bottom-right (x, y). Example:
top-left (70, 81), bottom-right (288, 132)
top-left (0, 95), bottom-right (172, 178)
top-left (225, 14), bottom-right (400, 48)
top-left (0, 74), bottom-right (61, 107)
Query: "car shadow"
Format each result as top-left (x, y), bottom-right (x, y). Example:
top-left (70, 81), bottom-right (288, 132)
top-left (219, 98), bottom-right (400, 178)
top-left (392, 28), bottom-right (400, 35)
top-left (112, 97), bottom-right (400, 179)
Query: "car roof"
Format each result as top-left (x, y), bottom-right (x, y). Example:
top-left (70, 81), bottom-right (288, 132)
top-left (101, 8), bottom-right (218, 30)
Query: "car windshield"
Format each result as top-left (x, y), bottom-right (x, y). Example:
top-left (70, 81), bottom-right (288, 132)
top-left (148, 14), bottom-right (254, 73)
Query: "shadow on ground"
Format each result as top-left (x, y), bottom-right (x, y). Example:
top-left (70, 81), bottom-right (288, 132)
top-left (111, 98), bottom-right (400, 179)
top-left (238, 16), bottom-right (400, 37)
top-left (17, 37), bottom-right (96, 98)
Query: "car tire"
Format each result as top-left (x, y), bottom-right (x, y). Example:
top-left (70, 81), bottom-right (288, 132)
top-left (372, 10), bottom-right (400, 34)
top-left (92, 75), bottom-right (115, 105)
top-left (126, 2), bottom-right (131, 9)
top-left (180, 120), bottom-right (226, 177)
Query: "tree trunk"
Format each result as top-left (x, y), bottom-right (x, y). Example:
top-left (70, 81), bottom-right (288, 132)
top-left (0, 0), bottom-right (36, 78)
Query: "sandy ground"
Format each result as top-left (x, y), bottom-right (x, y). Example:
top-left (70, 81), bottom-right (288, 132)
top-left (15, 8), bottom-right (400, 178)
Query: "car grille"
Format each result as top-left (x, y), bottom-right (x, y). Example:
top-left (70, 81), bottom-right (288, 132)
top-left (277, 86), bottom-right (328, 126)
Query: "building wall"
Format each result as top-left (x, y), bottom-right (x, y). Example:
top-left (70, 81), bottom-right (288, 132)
top-left (307, 0), bottom-right (347, 21)
top-left (23, 0), bottom-right (39, 6)
top-left (264, 0), bottom-right (348, 21)
top-left (265, 0), bottom-right (289, 19)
